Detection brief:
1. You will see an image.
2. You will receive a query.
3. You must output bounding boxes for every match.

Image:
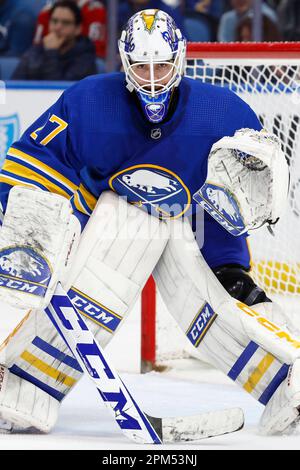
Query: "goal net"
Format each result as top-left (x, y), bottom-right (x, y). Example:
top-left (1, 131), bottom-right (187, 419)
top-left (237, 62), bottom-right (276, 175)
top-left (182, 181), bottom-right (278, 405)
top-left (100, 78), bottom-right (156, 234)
top-left (141, 42), bottom-right (300, 371)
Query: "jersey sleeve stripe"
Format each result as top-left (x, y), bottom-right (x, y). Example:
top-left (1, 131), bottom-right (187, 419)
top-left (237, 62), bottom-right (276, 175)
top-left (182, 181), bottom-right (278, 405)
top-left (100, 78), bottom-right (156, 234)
top-left (78, 183), bottom-right (97, 211)
top-left (1, 161), bottom-right (70, 198)
top-left (0, 172), bottom-right (49, 192)
top-left (4, 156), bottom-right (75, 198)
top-left (72, 192), bottom-right (91, 215)
top-left (7, 147), bottom-right (78, 194)
top-left (77, 190), bottom-right (94, 214)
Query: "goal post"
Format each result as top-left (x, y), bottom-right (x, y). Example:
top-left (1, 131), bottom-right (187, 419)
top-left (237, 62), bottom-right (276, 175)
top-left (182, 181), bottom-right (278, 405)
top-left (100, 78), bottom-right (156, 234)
top-left (141, 42), bottom-right (300, 371)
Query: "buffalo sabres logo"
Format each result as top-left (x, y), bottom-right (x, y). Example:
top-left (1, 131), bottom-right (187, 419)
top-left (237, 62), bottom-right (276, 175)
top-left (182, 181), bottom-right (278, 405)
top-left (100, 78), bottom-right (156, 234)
top-left (0, 246), bottom-right (52, 297)
top-left (0, 114), bottom-right (20, 169)
top-left (146, 104), bottom-right (165, 124)
top-left (193, 183), bottom-right (245, 236)
top-left (206, 187), bottom-right (239, 222)
top-left (109, 164), bottom-right (191, 219)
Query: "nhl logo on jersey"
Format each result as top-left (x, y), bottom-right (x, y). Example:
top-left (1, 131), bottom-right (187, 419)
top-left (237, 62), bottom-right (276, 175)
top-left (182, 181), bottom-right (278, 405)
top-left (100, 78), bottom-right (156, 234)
top-left (109, 164), bottom-right (191, 219)
top-left (193, 183), bottom-right (245, 236)
top-left (0, 246), bottom-right (52, 297)
top-left (150, 128), bottom-right (162, 139)
top-left (0, 114), bottom-right (20, 169)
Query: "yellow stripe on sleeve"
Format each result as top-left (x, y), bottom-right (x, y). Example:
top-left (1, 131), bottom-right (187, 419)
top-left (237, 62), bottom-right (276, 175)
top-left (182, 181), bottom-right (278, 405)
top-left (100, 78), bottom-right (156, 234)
top-left (78, 184), bottom-right (97, 211)
top-left (73, 191), bottom-right (90, 215)
top-left (2, 159), bottom-right (70, 199)
top-left (0, 174), bottom-right (36, 190)
top-left (7, 147), bottom-right (78, 194)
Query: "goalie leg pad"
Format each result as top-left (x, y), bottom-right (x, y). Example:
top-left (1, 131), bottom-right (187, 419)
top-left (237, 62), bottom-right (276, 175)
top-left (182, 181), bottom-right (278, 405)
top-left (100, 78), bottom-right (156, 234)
top-left (154, 218), bottom-right (300, 424)
top-left (259, 359), bottom-right (300, 434)
top-left (0, 365), bottom-right (59, 433)
top-left (65, 191), bottom-right (169, 347)
top-left (0, 191), bottom-right (169, 430)
top-left (154, 218), bottom-right (300, 365)
top-left (2, 308), bottom-right (83, 403)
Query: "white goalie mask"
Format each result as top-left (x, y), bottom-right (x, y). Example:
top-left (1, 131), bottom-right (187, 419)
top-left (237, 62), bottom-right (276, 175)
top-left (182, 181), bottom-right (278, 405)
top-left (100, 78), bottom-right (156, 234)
top-left (118, 9), bottom-right (186, 123)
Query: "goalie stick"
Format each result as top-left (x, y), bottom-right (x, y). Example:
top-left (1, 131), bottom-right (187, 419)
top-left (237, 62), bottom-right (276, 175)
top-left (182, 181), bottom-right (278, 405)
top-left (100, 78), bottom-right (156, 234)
top-left (44, 282), bottom-right (244, 444)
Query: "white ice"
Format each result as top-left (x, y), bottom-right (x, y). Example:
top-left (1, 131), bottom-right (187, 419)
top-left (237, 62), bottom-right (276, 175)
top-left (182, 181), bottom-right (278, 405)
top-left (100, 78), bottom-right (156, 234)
top-left (0, 303), bottom-right (300, 450)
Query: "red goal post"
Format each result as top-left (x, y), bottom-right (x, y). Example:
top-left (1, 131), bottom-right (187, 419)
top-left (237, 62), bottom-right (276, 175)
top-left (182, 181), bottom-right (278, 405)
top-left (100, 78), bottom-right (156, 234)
top-left (141, 42), bottom-right (300, 372)
top-left (186, 41), bottom-right (300, 59)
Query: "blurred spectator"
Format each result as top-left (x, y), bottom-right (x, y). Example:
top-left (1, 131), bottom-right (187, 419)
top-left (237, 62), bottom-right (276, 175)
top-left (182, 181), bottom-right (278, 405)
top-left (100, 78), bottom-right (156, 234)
top-left (12, 0), bottom-right (97, 81)
top-left (277, 0), bottom-right (300, 41)
top-left (218, 0), bottom-right (278, 42)
top-left (185, 0), bottom-right (225, 20)
top-left (0, 0), bottom-right (37, 56)
top-left (118, 1), bottom-right (184, 34)
top-left (34, 0), bottom-right (107, 58)
top-left (236, 12), bottom-right (282, 41)
top-left (184, 1), bottom-right (226, 41)
top-left (266, 0), bottom-right (281, 8)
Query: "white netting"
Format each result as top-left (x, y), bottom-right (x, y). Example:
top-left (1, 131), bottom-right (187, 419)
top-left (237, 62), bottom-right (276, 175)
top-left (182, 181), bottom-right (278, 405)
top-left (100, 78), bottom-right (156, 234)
top-left (156, 51), bottom-right (300, 364)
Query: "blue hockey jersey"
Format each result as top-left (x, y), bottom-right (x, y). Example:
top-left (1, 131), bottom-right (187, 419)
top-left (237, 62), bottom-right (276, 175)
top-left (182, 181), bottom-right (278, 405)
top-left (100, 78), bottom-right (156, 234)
top-left (0, 73), bottom-right (262, 269)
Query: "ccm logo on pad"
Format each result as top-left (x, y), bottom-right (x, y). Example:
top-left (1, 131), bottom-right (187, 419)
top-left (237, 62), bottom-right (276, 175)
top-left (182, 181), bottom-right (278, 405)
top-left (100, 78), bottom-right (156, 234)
top-left (186, 302), bottom-right (217, 347)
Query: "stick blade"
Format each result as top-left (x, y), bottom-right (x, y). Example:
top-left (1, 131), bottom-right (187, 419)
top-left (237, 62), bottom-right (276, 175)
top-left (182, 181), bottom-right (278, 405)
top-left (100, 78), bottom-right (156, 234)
top-left (147, 407), bottom-right (244, 443)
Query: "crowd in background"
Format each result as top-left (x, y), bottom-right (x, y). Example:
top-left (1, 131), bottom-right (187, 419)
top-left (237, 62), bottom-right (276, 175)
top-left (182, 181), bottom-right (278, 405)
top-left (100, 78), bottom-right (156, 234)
top-left (0, 0), bottom-right (299, 80)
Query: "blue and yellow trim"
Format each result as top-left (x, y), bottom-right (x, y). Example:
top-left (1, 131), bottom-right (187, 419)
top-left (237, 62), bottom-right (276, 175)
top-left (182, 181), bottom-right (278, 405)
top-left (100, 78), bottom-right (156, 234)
top-left (228, 341), bottom-right (289, 405)
top-left (186, 302), bottom-right (217, 347)
top-left (32, 336), bottom-right (82, 372)
top-left (3, 147), bottom-right (78, 197)
top-left (20, 350), bottom-right (77, 388)
top-left (72, 184), bottom-right (97, 216)
top-left (69, 286), bottom-right (122, 333)
top-left (243, 353), bottom-right (275, 394)
top-left (109, 164), bottom-right (191, 220)
top-left (78, 184), bottom-right (97, 212)
top-left (9, 364), bottom-right (65, 401)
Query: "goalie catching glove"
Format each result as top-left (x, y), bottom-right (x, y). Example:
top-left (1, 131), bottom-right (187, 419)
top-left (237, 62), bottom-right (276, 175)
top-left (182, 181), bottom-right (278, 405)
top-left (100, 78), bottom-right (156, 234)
top-left (193, 128), bottom-right (289, 235)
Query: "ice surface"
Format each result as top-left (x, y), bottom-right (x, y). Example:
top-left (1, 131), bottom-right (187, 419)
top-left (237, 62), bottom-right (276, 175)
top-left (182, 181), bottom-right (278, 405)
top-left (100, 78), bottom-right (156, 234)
top-left (0, 367), bottom-right (299, 450)
top-left (1, 303), bottom-right (300, 449)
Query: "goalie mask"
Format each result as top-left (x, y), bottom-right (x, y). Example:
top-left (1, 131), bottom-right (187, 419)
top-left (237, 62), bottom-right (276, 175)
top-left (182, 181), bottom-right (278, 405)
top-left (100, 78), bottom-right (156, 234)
top-left (118, 9), bottom-right (186, 123)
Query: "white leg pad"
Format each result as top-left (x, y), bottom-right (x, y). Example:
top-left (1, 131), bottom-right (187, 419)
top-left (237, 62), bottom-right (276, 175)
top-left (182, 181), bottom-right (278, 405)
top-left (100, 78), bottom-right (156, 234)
top-left (0, 191), bottom-right (169, 432)
top-left (0, 365), bottom-right (59, 433)
top-left (154, 218), bottom-right (300, 416)
top-left (154, 218), bottom-right (300, 365)
top-left (66, 191), bottom-right (169, 346)
top-left (259, 359), bottom-right (300, 434)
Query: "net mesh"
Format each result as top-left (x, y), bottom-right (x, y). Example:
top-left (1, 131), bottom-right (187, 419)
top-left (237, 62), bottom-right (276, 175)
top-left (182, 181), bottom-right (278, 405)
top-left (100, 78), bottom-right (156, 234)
top-left (156, 51), bottom-right (300, 364)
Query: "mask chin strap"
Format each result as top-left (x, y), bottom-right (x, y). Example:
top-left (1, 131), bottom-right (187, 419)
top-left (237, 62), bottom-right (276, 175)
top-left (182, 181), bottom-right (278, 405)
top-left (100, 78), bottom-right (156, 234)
top-left (136, 89), bottom-right (173, 123)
